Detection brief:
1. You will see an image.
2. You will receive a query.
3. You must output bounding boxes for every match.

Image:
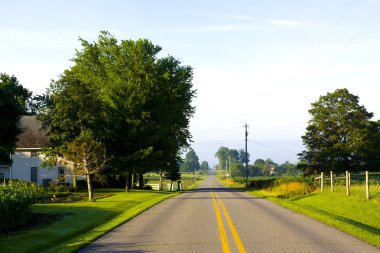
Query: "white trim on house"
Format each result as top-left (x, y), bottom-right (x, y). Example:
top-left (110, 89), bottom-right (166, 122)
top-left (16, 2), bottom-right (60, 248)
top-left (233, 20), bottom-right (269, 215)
top-left (1, 116), bottom-right (79, 186)
top-left (10, 148), bottom-right (74, 186)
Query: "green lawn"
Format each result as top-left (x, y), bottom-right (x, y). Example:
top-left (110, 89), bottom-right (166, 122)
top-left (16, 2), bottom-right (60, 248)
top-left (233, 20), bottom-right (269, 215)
top-left (247, 187), bottom-right (380, 247)
top-left (0, 189), bottom-right (179, 253)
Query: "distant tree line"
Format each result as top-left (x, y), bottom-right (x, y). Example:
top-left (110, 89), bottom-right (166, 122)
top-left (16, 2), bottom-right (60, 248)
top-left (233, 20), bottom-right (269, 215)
top-left (215, 89), bottom-right (380, 176)
top-left (180, 148), bottom-right (210, 174)
top-left (214, 146), bottom-right (300, 177)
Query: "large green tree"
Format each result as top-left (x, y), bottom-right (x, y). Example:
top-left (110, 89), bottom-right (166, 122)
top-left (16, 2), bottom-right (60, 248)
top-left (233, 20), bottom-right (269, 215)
top-left (181, 149), bottom-right (200, 173)
top-left (39, 31), bottom-right (195, 196)
top-left (0, 73), bottom-right (31, 165)
top-left (215, 146), bottom-right (229, 170)
top-left (38, 70), bottom-right (109, 200)
top-left (299, 88), bottom-right (377, 172)
top-left (200, 161), bottom-right (210, 171)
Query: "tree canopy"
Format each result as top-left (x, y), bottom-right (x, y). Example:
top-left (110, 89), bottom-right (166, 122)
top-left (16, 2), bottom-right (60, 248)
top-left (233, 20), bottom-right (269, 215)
top-left (38, 31), bottom-right (196, 198)
top-left (299, 88), bottom-right (380, 172)
top-left (181, 149), bottom-right (200, 173)
top-left (0, 73), bottom-right (31, 165)
top-left (200, 161), bottom-right (210, 171)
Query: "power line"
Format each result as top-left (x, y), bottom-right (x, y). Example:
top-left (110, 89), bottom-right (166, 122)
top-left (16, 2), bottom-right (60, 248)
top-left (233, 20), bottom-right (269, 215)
top-left (192, 126), bottom-right (242, 135)
top-left (305, 0), bottom-right (356, 66)
top-left (248, 139), bottom-right (299, 154)
top-left (312, 2), bottom-right (380, 85)
top-left (285, 0), bottom-right (356, 87)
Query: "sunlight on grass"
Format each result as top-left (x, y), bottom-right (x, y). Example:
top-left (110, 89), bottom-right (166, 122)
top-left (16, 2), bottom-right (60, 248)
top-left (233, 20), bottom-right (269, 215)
top-left (0, 190), bottom-right (179, 253)
top-left (220, 176), bottom-right (380, 247)
top-left (246, 189), bottom-right (380, 247)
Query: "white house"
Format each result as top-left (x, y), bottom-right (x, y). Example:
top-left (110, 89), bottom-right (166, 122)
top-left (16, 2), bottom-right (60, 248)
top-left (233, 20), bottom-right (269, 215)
top-left (0, 116), bottom-right (74, 186)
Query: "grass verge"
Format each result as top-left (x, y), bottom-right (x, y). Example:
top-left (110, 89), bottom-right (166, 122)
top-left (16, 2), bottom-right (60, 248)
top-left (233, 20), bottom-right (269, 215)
top-left (248, 189), bottom-right (380, 246)
top-left (0, 189), bottom-right (179, 253)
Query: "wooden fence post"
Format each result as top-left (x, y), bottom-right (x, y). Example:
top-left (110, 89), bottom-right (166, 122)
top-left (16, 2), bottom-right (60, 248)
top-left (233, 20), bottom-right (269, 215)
top-left (320, 172), bottom-right (324, 192)
top-left (366, 171), bottom-right (370, 200)
top-left (349, 172), bottom-right (351, 186)
top-left (346, 171), bottom-right (350, 197)
top-left (330, 171), bottom-right (333, 192)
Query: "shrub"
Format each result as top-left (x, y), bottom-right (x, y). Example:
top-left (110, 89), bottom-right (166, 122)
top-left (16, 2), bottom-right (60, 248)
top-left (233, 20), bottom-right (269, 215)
top-left (272, 182), bottom-right (315, 199)
top-left (45, 182), bottom-right (74, 193)
top-left (143, 185), bottom-right (152, 190)
top-left (248, 176), bottom-right (316, 190)
top-left (0, 180), bottom-right (42, 234)
top-left (248, 178), bottom-right (277, 189)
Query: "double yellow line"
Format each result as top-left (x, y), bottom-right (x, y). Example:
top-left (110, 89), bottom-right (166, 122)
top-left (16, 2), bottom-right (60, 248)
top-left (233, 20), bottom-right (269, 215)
top-left (210, 191), bottom-right (247, 253)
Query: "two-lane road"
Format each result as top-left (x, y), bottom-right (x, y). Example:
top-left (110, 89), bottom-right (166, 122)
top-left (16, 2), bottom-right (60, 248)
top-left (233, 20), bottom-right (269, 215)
top-left (80, 175), bottom-right (380, 253)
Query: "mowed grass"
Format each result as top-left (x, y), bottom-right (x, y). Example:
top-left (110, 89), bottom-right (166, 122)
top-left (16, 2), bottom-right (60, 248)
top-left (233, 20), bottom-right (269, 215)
top-left (247, 186), bottom-right (380, 247)
top-left (0, 189), bottom-right (179, 253)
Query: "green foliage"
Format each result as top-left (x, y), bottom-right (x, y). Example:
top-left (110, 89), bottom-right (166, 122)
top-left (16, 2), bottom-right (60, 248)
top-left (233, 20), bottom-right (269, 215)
top-left (164, 170), bottom-right (181, 191)
top-left (228, 149), bottom-right (240, 162)
top-left (0, 190), bottom-right (179, 253)
top-left (247, 176), bottom-right (316, 190)
top-left (247, 188), bottom-right (380, 247)
top-left (238, 149), bottom-right (249, 164)
top-left (215, 146), bottom-right (229, 169)
top-left (181, 148), bottom-right (200, 172)
top-left (215, 146), bottom-right (251, 175)
top-left (0, 180), bottom-right (41, 233)
top-left (200, 161), bottom-right (210, 170)
top-left (271, 182), bottom-right (315, 199)
top-left (300, 88), bottom-right (380, 173)
top-left (38, 31), bottom-right (195, 193)
top-left (44, 182), bottom-right (74, 193)
top-left (0, 73), bottom-right (31, 165)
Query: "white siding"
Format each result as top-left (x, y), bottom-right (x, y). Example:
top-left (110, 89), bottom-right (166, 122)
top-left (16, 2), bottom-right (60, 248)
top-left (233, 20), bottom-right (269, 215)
top-left (11, 150), bottom-right (73, 185)
top-left (0, 166), bottom-right (10, 179)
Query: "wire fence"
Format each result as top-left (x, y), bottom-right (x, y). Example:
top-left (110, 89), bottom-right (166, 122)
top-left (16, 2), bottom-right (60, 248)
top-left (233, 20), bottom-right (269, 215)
top-left (316, 171), bottom-right (380, 200)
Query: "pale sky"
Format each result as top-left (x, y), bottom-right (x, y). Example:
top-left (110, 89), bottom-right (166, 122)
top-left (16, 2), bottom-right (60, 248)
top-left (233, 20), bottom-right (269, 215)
top-left (1, 0), bottom-right (380, 166)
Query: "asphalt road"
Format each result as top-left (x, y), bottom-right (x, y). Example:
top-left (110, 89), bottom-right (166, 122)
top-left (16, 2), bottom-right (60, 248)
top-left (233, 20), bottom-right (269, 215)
top-left (79, 175), bottom-right (380, 253)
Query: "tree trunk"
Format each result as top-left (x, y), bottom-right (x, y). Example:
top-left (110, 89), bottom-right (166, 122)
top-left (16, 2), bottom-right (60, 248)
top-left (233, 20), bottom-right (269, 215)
top-left (170, 180), bottom-right (173, 192)
top-left (159, 170), bottom-right (163, 191)
top-left (73, 174), bottom-right (77, 190)
top-left (73, 163), bottom-right (77, 190)
top-left (86, 174), bottom-right (94, 201)
top-left (125, 173), bottom-right (131, 192)
top-left (131, 173), bottom-right (135, 189)
top-left (138, 173), bottom-right (144, 189)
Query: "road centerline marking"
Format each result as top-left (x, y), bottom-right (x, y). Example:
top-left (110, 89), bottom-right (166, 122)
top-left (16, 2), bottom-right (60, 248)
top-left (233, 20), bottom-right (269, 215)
top-left (210, 191), bottom-right (231, 253)
top-left (215, 193), bottom-right (248, 253)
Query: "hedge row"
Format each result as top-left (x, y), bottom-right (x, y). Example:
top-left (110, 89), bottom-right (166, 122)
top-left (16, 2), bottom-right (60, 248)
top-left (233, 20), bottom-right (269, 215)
top-left (247, 176), bottom-right (317, 190)
top-left (0, 180), bottom-right (41, 234)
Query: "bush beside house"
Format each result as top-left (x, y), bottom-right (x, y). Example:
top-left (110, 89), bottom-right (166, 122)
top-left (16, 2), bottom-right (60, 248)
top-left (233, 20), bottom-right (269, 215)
top-left (0, 180), bottom-right (41, 234)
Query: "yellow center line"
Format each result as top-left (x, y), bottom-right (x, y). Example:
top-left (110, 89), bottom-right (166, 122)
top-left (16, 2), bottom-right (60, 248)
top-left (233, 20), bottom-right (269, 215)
top-left (210, 191), bottom-right (231, 253)
top-left (215, 193), bottom-right (248, 253)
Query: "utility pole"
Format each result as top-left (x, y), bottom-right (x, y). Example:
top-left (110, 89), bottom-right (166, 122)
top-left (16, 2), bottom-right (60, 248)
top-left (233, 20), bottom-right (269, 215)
top-left (245, 124), bottom-right (249, 188)
top-left (229, 155), bottom-right (231, 178)
top-left (225, 159), bottom-right (228, 178)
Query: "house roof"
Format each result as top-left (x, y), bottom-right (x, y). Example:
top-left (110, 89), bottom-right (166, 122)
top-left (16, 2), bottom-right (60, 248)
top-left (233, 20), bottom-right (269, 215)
top-left (16, 116), bottom-right (49, 149)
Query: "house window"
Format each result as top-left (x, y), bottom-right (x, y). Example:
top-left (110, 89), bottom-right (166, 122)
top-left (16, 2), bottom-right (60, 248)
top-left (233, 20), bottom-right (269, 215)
top-left (31, 167), bottom-right (38, 183)
top-left (31, 150), bottom-right (38, 158)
